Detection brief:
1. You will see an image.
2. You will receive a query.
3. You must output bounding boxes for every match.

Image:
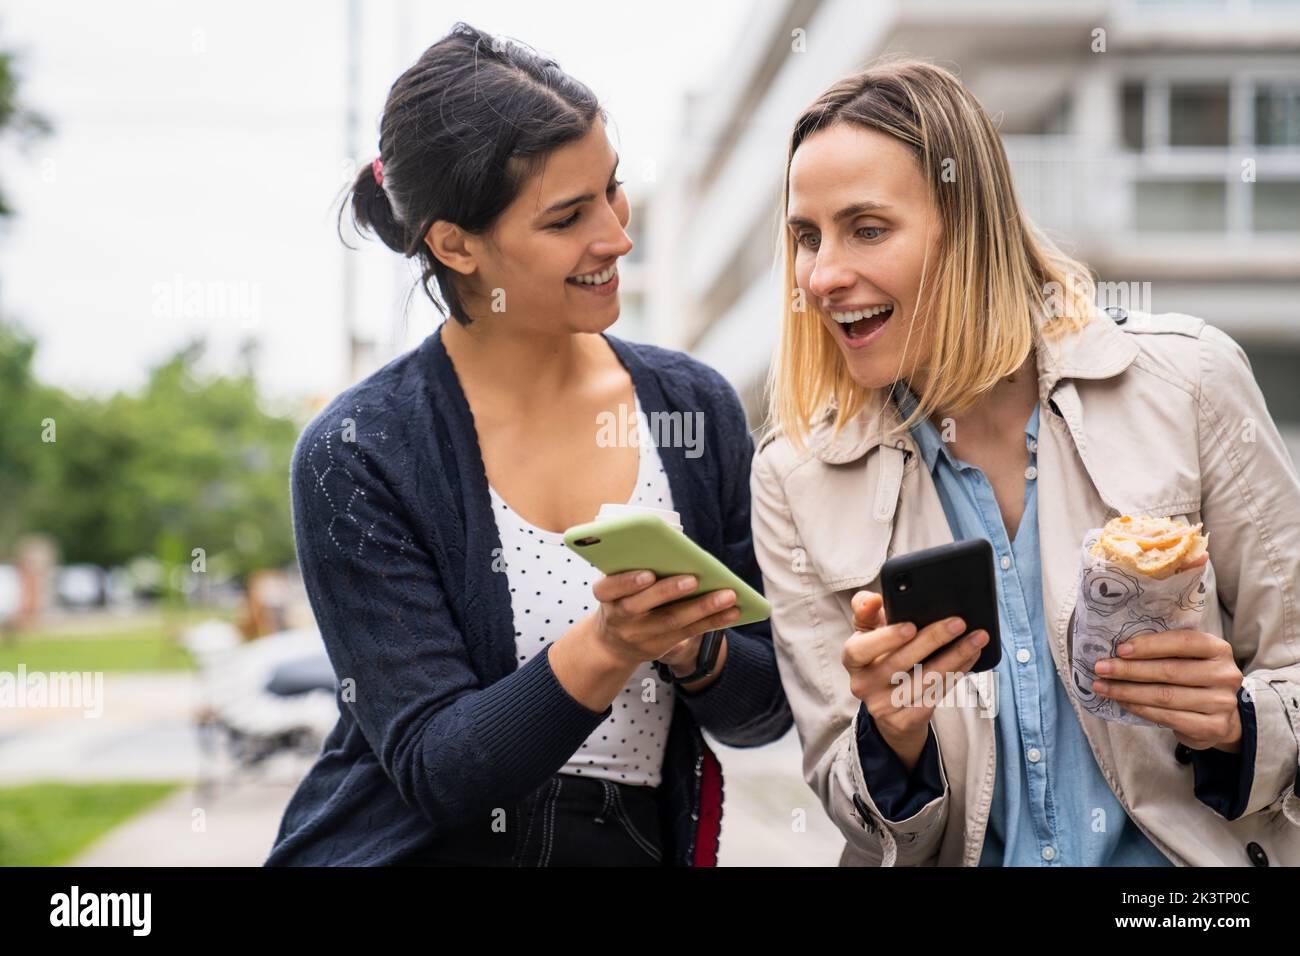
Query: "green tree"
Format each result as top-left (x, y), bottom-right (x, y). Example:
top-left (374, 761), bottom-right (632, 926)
top-left (17, 337), bottom-right (300, 579)
top-left (0, 39), bottom-right (54, 547)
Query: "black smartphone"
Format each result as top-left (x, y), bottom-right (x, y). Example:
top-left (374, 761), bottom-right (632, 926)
top-left (879, 538), bottom-right (1001, 672)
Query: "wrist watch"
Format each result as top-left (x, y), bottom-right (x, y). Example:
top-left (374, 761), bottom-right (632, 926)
top-left (654, 630), bottom-right (725, 686)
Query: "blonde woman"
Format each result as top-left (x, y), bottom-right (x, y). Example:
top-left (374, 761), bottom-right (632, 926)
top-left (752, 59), bottom-right (1300, 866)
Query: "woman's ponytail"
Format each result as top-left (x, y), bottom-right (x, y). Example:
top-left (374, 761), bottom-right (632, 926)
top-left (346, 158), bottom-right (408, 256)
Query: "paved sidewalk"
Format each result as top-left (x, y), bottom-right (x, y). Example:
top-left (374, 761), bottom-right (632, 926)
top-left (1, 670), bottom-right (845, 866)
top-left (0, 673), bottom-right (204, 785)
top-left (711, 729), bottom-right (846, 867)
top-left (68, 732), bottom-right (844, 866)
top-left (72, 763), bottom-right (309, 867)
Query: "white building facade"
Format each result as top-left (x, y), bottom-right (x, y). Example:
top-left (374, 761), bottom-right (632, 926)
top-left (644, 0), bottom-right (1300, 457)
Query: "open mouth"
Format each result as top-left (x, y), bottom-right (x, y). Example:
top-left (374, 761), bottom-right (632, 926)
top-left (566, 263), bottom-right (619, 295)
top-left (830, 303), bottom-right (894, 344)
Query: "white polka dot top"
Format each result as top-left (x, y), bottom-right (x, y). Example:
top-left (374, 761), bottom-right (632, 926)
top-left (488, 392), bottom-right (677, 788)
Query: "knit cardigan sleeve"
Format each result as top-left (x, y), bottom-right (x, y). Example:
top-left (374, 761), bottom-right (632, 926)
top-left (289, 409), bottom-right (611, 836)
top-left (670, 364), bottom-right (794, 747)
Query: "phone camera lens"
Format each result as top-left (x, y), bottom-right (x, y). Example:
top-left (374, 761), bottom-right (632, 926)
top-left (896, 573), bottom-right (910, 592)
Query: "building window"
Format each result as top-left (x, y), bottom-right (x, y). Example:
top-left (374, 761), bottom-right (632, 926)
top-left (1135, 180), bottom-right (1227, 231)
top-left (1255, 85), bottom-right (1300, 146)
top-left (1169, 83), bottom-right (1230, 147)
top-left (1121, 82), bottom-right (1145, 150)
top-left (1123, 76), bottom-right (1299, 233)
top-left (1253, 181), bottom-right (1300, 230)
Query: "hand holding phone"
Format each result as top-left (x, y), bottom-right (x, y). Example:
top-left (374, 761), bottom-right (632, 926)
top-left (563, 513), bottom-right (770, 627)
top-left (842, 539), bottom-right (1001, 772)
top-left (843, 591), bottom-right (990, 772)
top-left (547, 569), bottom-right (739, 715)
top-left (583, 568), bottom-right (741, 668)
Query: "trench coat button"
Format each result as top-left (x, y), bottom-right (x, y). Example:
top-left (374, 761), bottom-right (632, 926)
top-left (1174, 743), bottom-right (1193, 764)
top-left (1105, 306), bottom-right (1128, 324)
top-left (1246, 842), bottom-right (1269, 866)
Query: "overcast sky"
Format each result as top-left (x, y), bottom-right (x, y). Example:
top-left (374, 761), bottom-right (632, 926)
top-left (0, 0), bottom-right (748, 404)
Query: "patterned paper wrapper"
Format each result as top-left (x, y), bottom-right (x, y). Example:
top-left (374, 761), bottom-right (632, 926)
top-left (1069, 527), bottom-right (1210, 727)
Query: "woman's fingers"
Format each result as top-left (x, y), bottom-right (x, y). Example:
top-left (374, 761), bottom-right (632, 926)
top-left (1113, 629), bottom-right (1226, 661)
top-left (652, 588), bottom-right (736, 633)
top-left (843, 621), bottom-right (918, 670)
top-left (592, 570), bottom-right (658, 603)
top-left (1093, 656), bottom-right (1220, 687)
top-left (874, 632), bottom-right (985, 710)
top-left (667, 605), bottom-right (741, 644)
top-left (615, 573), bottom-right (700, 616)
top-left (883, 615), bottom-right (970, 675)
top-left (1092, 679), bottom-right (1237, 714)
top-left (590, 570), bottom-right (739, 662)
top-left (920, 629), bottom-right (988, 678)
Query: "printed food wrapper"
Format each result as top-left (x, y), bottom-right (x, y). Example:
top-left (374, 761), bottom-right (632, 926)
top-left (1069, 527), bottom-right (1210, 727)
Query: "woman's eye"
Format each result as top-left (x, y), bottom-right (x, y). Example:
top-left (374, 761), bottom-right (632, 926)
top-left (796, 233), bottom-right (820, 249)
top-left (607, 177), bottom-right (624, 194)
top-left (857, 226), bottom-right (886, 241)
top-left (551, 211), bottom-right (580, 230)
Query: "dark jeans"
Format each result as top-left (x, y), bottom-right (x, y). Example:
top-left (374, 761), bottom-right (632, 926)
top-left (418, 772), bottom-right (665, 866)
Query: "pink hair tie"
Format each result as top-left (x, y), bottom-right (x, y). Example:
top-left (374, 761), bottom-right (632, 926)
top-left (371, 157), bottom-right (384, 187)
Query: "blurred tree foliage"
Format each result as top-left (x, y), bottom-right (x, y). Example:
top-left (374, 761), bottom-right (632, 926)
top-left (0, 45), bottom-right (53, 219)
top-left (0, 321), bottom-right (301, 578)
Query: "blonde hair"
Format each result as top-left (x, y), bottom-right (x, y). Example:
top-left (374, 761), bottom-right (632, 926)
top-left (766, 57), bottom-right (1094, 452)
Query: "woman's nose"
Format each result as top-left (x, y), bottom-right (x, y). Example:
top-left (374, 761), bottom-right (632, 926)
top-left (593, 209), bottom-right (633, 259)
top-left (808, 248), bottom-right (855, 299)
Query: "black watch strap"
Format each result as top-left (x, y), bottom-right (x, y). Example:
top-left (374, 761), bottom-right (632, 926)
top-left (654, 629), bottom-right (725, 686)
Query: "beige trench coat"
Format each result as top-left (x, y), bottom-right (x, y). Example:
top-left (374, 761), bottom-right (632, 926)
top-left (751, 307), bottom-right (1300, 866)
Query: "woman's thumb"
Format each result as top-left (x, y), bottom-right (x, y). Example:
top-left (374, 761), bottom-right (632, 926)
top-left (851, 589), bottom-right (885, 630)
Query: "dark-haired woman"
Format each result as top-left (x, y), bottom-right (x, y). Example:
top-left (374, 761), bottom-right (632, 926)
top-left (265, 23), bottom-right (791, 867)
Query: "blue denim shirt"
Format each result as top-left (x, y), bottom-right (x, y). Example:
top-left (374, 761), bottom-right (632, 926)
top-left (854, 379), bottom-right (1254, 865)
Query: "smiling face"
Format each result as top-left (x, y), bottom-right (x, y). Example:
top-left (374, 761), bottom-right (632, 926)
top-left (786, 122), bottom-right (943, 390)
top-left (449, 118), bottom-right (633, 334)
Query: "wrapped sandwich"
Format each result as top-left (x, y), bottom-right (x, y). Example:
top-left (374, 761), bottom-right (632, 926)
top-left (1070, 515), bottom-right (1211, 726)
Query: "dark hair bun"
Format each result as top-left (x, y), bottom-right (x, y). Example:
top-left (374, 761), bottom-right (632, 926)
top-left (349, 162), bottom-right (407, 255)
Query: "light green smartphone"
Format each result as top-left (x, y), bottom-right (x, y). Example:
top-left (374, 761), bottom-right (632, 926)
top-left (562, 514), bottom-right (771, 627)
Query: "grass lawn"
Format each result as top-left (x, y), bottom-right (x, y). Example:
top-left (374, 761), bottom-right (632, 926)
top-left (0, 632), bottom-right (195, 673)
top-left (0, 781), bottom-right (181, 866)
top-left (0, 614), bottom-right (217, 672)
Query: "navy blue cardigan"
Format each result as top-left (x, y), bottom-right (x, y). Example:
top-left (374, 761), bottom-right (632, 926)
top-left (265, 325), bottom-right (792, 866)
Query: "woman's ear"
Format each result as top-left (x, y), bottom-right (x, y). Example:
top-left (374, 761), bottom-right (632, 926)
top-left (424, 221), bottom-right (479, 276)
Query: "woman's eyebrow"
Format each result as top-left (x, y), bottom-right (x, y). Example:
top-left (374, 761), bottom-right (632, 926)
top-left (536, 153), bottom-right (621, 219)
top-left (786, 200), bottom-right (893, 229)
